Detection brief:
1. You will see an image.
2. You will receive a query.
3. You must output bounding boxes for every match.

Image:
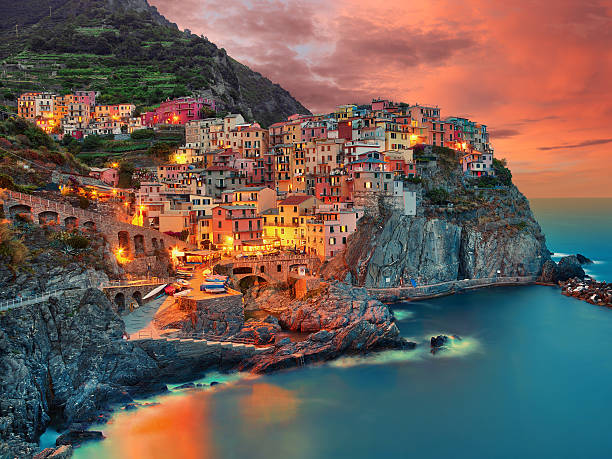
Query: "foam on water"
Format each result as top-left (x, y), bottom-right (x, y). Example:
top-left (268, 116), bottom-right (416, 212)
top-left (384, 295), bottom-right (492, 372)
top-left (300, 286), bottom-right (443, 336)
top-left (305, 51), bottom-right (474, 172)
top-left (328, 333), bottom-right (481, 368)
top-left (392, 309), bottom-right (415, 321)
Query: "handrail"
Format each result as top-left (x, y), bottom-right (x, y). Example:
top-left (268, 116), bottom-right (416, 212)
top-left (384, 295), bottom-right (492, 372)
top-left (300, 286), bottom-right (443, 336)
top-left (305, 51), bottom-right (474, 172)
top-left (100, 277), bottom-right (173, 288)
top-left (0, 287), bottom-right (78, 312)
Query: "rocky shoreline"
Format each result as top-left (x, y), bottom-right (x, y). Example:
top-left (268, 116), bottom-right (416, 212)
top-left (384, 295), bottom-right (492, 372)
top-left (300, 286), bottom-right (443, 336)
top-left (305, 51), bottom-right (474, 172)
top-left (561, 278), bottom-right (611, 306)
top-left (0, 280), bottom-right (415, 458)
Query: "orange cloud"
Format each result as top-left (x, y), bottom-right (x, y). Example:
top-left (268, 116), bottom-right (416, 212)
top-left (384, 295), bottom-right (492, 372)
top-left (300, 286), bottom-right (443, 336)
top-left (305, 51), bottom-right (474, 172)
top-left (150, 0), bottom-right (612, 197)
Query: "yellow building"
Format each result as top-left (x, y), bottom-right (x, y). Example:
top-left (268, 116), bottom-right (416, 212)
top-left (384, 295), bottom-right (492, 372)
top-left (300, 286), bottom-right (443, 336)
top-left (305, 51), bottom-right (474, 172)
top-left (262, 195), bottom-right (317, 249)
top-left (334, 104), bottom-right (356, 120)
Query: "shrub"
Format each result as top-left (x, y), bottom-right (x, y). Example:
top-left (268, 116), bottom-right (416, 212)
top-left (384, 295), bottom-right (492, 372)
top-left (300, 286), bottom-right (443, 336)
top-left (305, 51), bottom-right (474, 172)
top-left (0, 222), bottom-right (29, 269)
top-left (130, 128), bottom-right (155, 140)
top-left (66, 234), bottom-right (90, 250)
top-left (426, 187), bottom-right (449, 205)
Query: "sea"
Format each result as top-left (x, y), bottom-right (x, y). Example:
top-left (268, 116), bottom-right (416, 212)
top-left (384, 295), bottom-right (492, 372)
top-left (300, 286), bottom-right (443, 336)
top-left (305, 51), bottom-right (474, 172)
top-left (58, 198), bottom-right (612, 458)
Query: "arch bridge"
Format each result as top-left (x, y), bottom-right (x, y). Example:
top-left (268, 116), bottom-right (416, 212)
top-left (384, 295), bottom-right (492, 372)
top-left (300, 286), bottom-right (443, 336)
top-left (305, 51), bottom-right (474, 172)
top-left (220, 255), bottom-right (320, 284)
top-left (2, 190), bottom-right (195, 258)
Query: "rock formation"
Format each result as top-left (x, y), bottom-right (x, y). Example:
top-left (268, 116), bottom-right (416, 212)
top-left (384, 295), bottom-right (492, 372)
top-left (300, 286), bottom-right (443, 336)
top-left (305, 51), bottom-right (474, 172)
top-left (327, 182), bottom-right (550, 287)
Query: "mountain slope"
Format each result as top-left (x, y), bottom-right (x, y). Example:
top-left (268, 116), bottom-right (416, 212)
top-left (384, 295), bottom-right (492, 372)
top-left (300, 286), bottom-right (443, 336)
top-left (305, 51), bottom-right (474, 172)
top-left (0, 0), bottom-right (310, 126)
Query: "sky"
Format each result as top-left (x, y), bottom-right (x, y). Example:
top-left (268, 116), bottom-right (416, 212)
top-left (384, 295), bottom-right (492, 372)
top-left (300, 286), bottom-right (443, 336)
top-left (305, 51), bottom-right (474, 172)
top-left (149, 0), bottom-right (612, 198)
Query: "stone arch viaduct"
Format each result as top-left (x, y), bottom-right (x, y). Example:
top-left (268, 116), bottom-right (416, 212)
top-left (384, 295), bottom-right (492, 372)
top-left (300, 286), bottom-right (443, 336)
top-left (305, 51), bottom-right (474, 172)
top-left (219, 255), bottom-right (321, 284)
top-left (2, 190), bottom-right (194, 257)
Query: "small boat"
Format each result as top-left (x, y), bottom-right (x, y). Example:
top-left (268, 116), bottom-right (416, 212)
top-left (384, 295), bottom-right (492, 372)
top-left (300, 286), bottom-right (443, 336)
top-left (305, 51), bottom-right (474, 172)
top-left (164, 284), bottom-right (176, 295)
top-left (143, 284), bottom-right (168, 300)
top-left (176, 279), bottom-right (191, 287)
top-left (174, 289), bottom-right (193, 297)
top-left (204, 285), bottom-right (226, 294)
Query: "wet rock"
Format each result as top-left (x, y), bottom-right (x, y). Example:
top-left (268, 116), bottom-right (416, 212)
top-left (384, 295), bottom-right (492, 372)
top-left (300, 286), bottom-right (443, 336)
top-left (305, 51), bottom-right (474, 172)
top-left (34, 445), bottom-right (73, 459)
top-left (540, 259), bottom-right (560, 283)
top-left (430, 335), bottom-right (450, 348)
top-left (210, 381), bottom-right (220, 387)
top-left (175, 383), bottom-right (195, 390)
top-left (558, 256), bottom-right (586, 281)
top-left (56, 430), bottom-right (104, 447)
top-left (576, 254), bottom-right (593, 265)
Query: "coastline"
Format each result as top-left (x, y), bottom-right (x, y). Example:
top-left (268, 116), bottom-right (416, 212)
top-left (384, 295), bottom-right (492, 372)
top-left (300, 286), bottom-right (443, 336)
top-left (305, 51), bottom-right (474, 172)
top-left (366, 275), bottom-right (539, 302)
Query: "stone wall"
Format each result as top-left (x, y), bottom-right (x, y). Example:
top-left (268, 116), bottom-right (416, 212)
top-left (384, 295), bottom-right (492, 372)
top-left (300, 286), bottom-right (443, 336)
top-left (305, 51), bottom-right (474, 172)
top-left (176, 292), bottom-right (244, 335)
top-left (367, 276), bottom-right (538, 302)
top-left (2, 190), bottom-right (194, 258)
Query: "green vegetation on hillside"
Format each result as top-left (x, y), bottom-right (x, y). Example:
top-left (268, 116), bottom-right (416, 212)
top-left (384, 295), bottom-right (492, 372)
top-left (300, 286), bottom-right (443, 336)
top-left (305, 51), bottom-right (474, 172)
top-left (0, 1), bottom-right (310, 126)
top-left (0, 118), bottom-right (87, 190)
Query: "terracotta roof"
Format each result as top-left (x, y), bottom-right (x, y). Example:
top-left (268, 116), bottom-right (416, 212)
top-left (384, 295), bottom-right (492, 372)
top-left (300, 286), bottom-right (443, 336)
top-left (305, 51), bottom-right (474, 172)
top-left (279, 195), bottom-right (313, 206)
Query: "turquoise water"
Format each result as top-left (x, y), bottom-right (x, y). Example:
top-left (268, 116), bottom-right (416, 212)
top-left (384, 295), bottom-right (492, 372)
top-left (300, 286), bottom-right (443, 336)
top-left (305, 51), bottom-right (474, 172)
top-left (530, 198), bottom-right (612, 280)
top-left (72, 198), bottom-right (612, 458)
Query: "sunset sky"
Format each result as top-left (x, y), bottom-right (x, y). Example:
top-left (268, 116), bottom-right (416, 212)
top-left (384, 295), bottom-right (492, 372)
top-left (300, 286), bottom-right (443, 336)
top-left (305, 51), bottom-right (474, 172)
top-left (150, 0), bottom-right (612, 198)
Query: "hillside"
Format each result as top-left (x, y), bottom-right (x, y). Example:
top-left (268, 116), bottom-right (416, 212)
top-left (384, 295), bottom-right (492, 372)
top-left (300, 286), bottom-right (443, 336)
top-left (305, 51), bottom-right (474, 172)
top-left (0, 0), bottom-right (310, 127)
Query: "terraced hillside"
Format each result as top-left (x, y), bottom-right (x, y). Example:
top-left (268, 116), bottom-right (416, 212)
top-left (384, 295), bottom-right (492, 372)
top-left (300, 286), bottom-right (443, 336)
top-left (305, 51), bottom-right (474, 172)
top-left (0, 0), bottom-right (310, 126)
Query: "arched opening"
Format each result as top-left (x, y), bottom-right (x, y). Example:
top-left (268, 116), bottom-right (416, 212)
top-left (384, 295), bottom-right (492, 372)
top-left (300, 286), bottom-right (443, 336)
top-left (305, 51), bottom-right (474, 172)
top-left (133, 234), bottom-right (145, 256)
top-left (114, 293), bottom-right (126, 314)
top-left (238, 275), bottom-right (268, 293)
top-left (38, 211), bottom-right (59, 225)
top-left (233, 266), bottom-right (253, 275)
top-left (159, 239), bottom-right (165, 249)
top-left (9, 204), bottom-right (32, 219)
top-left (83, 221), bottom-right (96, 232)
top-left (118, 231), bottom-right (131, 255)
top-left (64, 216), bottom-right (78, 230)
top-left (151, 238), bottom-right (158, 250)
top-left (289, 264), bottom-right (308, 277)
top-left (132, 291), bottom-right (143, 309)
top-left (260, 265), bottom-right (265, 273)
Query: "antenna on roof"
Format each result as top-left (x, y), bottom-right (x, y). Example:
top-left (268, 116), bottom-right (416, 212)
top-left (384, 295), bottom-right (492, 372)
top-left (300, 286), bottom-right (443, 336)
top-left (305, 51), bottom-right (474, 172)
top-left (15, 24), bottom-right (18, 38)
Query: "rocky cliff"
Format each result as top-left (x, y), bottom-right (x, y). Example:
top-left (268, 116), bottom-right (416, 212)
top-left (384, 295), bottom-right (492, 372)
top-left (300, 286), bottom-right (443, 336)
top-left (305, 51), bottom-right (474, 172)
top-left (0, 288), bottom-right (162, 457)
top-left (326, 155), bottom-right (550, 287)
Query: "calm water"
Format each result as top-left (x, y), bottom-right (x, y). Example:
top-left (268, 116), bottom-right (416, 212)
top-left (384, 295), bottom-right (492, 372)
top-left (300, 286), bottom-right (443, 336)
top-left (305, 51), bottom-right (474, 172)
top-left (73, 199), bottom-right (612, 459)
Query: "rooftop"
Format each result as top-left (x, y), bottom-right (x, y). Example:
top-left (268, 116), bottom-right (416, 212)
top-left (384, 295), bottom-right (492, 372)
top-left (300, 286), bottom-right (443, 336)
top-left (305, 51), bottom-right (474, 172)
top-left (279, 195), bottom-right (313, 206)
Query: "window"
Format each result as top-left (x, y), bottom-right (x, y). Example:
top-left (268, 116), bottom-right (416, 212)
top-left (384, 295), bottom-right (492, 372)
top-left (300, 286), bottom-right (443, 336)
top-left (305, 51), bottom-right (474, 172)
top-left (277, 264), bottom-right (282, 272)
top-left (329, 237), bottom-right (336, 245)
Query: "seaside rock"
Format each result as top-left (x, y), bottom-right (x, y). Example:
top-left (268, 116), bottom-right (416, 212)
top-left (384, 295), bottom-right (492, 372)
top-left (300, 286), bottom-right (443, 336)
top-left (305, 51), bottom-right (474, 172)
top-left (540, 259), bottom-right (559, 283)
top-left (56, 430), bottom-right (104, 447)
top-left (34, 445), bottom-right (73, 459)
top-left (576, 254), bottom-right (593, 265)
top-left (557, 256), bottom-right (586, 281)
top-left (430, 335), bottom-right (450, 348)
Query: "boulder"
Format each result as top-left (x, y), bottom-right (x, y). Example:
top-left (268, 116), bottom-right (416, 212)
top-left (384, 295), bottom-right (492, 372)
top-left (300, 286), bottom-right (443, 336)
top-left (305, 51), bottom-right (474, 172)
top-left (540, 259), bottom-right (559, 283)
top-left (557, 256), bottom-right (586, 281)
top-left (34, 445), bottom-right (73, 459)
top-left (56, 430), bottom-right (104, 447)
top-left (430, 335), bottom-right (450, 348)
top-left (576, 254), bottom-right (593, 265)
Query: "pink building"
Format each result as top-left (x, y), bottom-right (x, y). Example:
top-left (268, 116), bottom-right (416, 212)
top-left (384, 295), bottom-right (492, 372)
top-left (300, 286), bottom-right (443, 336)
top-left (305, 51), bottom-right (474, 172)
top-left (74, 91), bottom-right (96, 108)
top-left (142, 97), bottom-right (215, 127)
top-left (89, 167), bottom-right (119, 186)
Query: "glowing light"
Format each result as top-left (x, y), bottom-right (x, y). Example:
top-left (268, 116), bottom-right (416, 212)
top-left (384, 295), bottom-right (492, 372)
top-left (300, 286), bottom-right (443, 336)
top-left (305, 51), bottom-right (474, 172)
top-left (139, 205), bottom-right (145, 211)
top-left (112, 189), bottom-right (117, 195)
top-left (115, 247), bottom-right (131, 264)
top-left (111, 162), bottom-right (119, 168)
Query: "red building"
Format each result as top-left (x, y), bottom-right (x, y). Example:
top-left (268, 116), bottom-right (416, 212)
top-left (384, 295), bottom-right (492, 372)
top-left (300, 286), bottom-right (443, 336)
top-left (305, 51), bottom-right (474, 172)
top-left (142, 97), bottom-right (215, 127)
top-left (338, 119), bottom-right (355, 141)
top-left (211, 205), bottom-right (263, 251)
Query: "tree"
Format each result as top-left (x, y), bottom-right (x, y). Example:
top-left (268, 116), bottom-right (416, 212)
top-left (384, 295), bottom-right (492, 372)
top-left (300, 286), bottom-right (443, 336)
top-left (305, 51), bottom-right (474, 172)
top-left (82, 135), bottom-right (102, 151)
top-left (493, 158), bottom-right (512, 186)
